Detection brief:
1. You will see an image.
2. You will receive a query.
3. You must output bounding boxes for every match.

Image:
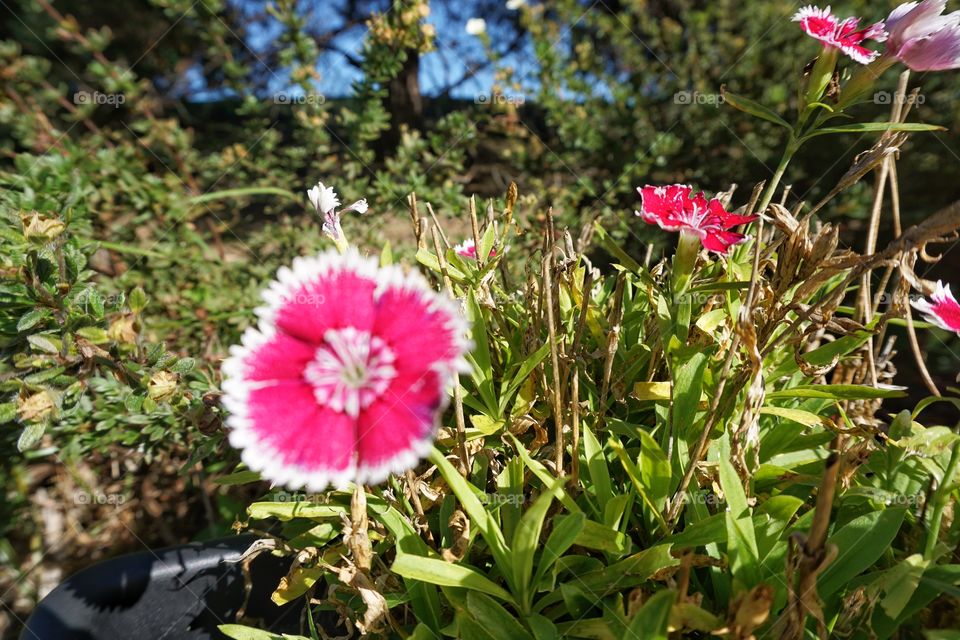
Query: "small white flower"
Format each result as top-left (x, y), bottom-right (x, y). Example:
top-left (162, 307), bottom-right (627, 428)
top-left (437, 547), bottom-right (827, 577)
top-left (466, 18), bottom-right (487, 35)
top-left (506, 0), bottom-right (526, 9)
top-left (306, 181), bottom-right (368, 244)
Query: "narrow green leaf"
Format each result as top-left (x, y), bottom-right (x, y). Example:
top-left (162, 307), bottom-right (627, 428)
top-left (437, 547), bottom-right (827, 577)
top-left (722, 90), bottom-right (792, 128)
top-left (805, 121), bottom-right (945, 138)
top-left (767, 384), bottom-right (906, 400)
top-left (428, 448), bottom-right (513, 589)
top-left (466, 592), bottom-right (532, 639)
top-left (392, 554), bottom-right (516, 605)
top-left (512, 477), bottom-right (562, 610)
top-left (818, 508), bottom-right (906, 598)
top-left (719, 433), bottom-right (760, 587)
top-left (582, 425), bottom-right (613, 511)
top-left (536, 512), bottom-right (585, 585)
top-left (627, 589), bottom-right (676, 639)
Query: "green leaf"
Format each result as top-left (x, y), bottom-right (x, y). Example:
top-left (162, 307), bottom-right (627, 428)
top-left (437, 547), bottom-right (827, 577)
top-left (766, 384), bottom-right (906, 400)
top-left (76, 326), bottom-right (110, 343)
top-left (627, 589), bottom-right (675, 639)
top-left (466, 591), bottom-right (532, 639)
top-left (17, 309), bottom-right (45, 332)
top-left (759, 406), bottom-right (831, 428)
top-left (478, 224), bottom-right (497, 265)
top-left (805, 121), bottom-right (945, 139)
top-left (610, 436), bottom-right (668, 533)
top-left (247, 502), bottom-right (346, 521)
top-left (18, 422), bottom-right (46, 451)
top-left (129, 286), bottom-right (148, 314)
top-left (719, 433), bottom-right (760, 587)
top-left (392, 553), bottom-right (517, 605)
top-left (0, 403), bottom-right (17, 423)
top-left (218, 624), bottom-right (309, 640)
top-left (574, 519), bottom-right (633, 555)
top-left (27, 334), bottom-right (59, 354)
top-left (527, 614), bottom-right (559, 640)
top-left (672, 351), bottom-right (708, 438)
top-left (169, 357), bottom-right (196, 374)
top-left (536, 512), bottom-right (585, 585)
top-left (512, 477), bottom-right (562, 610)
top-left (582, 426), bottom-right (613, 512)
top-left (593, 221), bottom-right (645, 276)
top-left (215, 470), bottom-right (262, 485)
top-left (428, 448), bottom-right (513, 590)
top-left (536, 545), bottom-right (678, 610)
top-left (722, 90), bottom-right (791, 128)
top-left (500, 343), bottom-right (551, 414)
top-left (818, 508), bottom-right (906, 598)
top-left (638, 429), bottom-right (671, 510)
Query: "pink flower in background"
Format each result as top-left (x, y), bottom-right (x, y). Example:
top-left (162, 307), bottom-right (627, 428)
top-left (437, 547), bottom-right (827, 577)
top-left (912, 281), bottom-right (960, 333)
top-left (885, 0), bottom-right (960, 71)
top-left (454, 239), bottom-right (497, 260)
top-left (221, 249), bottom-right (470, 490)
top-left (793, 5), bottom-right (888, 63)
top-left (636, 184), bottom-right (758, 255)
top-left (307, 182), bottom-right (368, 242)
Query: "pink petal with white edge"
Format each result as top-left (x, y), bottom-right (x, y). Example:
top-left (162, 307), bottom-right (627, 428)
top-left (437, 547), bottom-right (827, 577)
top-left (794, 5), bottom-right (840, 39)
top-left (355, 370), bottom-right (446, 485)
top-left (222, 328), bottom-right (317, 383)
top-left (912, 281), bottom-right (960, 332)
top-left (228, 381), bottom-right (358, 491)
top-left (257, 251), bottom-right (380, 343)
top-left (373, 269), bottom-right (471, 379)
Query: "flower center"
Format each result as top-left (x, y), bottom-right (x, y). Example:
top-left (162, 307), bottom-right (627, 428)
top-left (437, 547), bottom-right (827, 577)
top-left (304, 327), bottom-right (396, 417)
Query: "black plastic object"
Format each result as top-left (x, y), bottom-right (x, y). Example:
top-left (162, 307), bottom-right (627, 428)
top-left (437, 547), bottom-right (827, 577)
top-left (21, 535), bottom-right (304, 640)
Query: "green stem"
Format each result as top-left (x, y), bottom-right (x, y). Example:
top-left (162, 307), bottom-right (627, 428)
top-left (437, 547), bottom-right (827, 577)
top-left (924, 441), bottom-right (960, 560)
top-left (188, 186), bottom-right (299, 205)
top-left (671, 231), bottom-right (700, 296)
top-left (756, 138), bottom-right (799, 214)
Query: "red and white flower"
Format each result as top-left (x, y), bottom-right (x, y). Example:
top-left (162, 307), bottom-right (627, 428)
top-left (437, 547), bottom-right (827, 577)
top-left (454, 239), bottom-right (497, 260)
top-left (307, 182), bottom-right (368, 242)
top-left (636, 184), bottom-right (757, 255)
top-left (793, 5), bottom-right (888, 64)
top-left (221, 249), bottom-right (470, 490)
top-left (912, 280), bottom-right (960, 333)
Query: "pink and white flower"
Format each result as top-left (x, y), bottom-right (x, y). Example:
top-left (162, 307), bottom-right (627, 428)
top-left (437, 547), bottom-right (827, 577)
top-left (793, 5), bottom-right (888, 64)
top-left (307, 182), bottom-right (368, 242)
top-left (453, 239), bottom-right (497, 260)
top-left (636, 184), bottom-right (758, 255)
top-left (221, 249), bottom-right (470, 490)
top-left (885, 0), bottom-right (960, 71)
top-left (912, 281), bottom-right (960, 332)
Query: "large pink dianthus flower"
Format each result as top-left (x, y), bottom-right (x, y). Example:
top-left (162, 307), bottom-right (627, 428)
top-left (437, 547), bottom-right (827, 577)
top-left (221, 249), bottom-right (470, 490)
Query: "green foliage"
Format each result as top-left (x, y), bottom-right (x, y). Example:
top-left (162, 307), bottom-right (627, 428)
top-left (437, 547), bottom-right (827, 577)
top-left (4, 1), bottom-right (960, 639)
